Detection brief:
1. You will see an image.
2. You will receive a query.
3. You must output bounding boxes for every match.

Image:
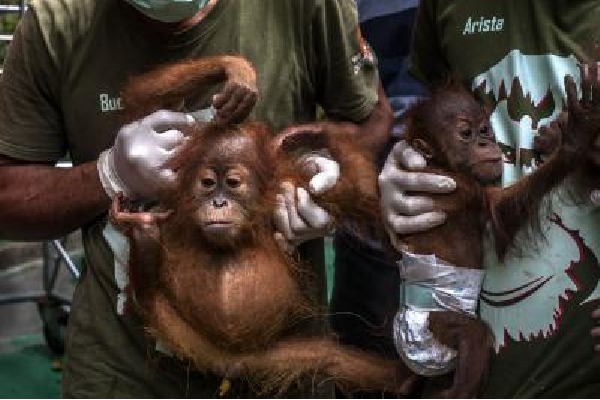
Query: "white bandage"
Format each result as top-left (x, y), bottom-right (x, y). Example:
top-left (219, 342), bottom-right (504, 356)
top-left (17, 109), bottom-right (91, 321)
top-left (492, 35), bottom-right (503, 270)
top-left (393, 251), bottom-right (485, 377)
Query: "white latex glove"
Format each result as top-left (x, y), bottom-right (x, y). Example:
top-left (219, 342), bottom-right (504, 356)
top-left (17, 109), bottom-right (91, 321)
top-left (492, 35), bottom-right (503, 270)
top-left (97, 110), bottom-right (194, 200)
top-left (273, 154), bottom-right (339, 251)
top-left (378, 140), bottom-right (457, 235)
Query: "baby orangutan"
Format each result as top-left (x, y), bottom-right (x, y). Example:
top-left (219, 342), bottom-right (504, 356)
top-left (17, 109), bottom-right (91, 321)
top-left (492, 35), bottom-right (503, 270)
top-left (109, 55), bottom-right (415, 396)
top-left (389, 68), bottom-right (600, 397)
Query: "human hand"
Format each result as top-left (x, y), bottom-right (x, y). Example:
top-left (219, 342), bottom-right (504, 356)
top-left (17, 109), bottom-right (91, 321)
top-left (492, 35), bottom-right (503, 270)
top-left (97, 110), bottom-right (193, 201)
top-left (273, 154), bottom-right (339, 252)
top-left (212, 56), bottom-right (258, 124)
top-left (378, 140), bottom-right (456, 237)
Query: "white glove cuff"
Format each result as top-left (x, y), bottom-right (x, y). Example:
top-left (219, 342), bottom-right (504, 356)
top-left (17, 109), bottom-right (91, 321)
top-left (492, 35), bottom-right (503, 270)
top-left (97, 148), bottom-right (133, 199)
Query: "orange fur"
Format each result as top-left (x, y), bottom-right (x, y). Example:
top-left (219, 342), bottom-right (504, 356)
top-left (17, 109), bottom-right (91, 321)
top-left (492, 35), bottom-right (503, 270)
top-left (390, 82), bottom-right (598, 396)
top-left (120, 55), bottom-right (256, 123)
top-left (113, 121), bottom-right (410, 395)
top-left (111, 52), bottom-right (410, 394)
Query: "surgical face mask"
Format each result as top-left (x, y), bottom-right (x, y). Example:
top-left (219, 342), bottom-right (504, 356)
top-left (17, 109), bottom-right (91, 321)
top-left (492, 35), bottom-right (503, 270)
top-left (124, 0), bottom-right (211, 23)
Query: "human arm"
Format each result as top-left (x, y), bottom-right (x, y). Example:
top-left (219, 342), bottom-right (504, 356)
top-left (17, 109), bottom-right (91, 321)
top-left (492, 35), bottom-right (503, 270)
top-left (0, 7), bottom-right (109, 240)
top-left (0, 156), bottom-right (109, 240)
top-left (0, 7), bottom-right (198, 240)
top-left (0, 108), bottom-right (190, 240)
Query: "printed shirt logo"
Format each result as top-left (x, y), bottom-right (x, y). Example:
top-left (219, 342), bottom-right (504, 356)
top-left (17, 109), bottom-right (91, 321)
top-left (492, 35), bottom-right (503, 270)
top-left (471, 50), bottom-right (600, 351)
top-left (472, 50), bottom-right (579, 180)
top-left (99, 93), bottom-right (124, 113)
top-left (463, 15), bottom-right (504, 35)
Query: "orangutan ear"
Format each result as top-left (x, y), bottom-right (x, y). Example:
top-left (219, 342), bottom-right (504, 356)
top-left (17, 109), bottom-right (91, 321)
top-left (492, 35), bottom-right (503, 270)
top-left (411, 138), bottom-right (435, 160)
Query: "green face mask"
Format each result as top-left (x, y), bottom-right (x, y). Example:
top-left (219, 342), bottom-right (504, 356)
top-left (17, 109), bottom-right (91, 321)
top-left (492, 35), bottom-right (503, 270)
top-left (124, 0), bottom-right (211, 23)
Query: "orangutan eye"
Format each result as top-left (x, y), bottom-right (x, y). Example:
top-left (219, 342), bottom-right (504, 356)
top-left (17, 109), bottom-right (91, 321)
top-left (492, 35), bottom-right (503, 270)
top-left (226, 177), bottom-right (241, 189)
top-left (201, 177), bottom-right (216, 189)
top-left (459, 128), bottom-right (473, 140)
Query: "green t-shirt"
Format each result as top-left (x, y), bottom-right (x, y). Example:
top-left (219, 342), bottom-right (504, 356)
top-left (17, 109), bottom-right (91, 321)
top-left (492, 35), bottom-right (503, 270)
top-left (0, 0), bottom-right (378, 397)
top-left (410, 1), bottom-right (600, 397)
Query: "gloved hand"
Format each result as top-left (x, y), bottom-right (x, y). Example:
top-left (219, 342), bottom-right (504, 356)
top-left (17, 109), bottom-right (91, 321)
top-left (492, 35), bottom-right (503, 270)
top-left (273, 154), bottom-right (340, 252)
top-left (378, 140), bottom-right (457, 236)
top-left (97, 110), bottom-right (193, 200)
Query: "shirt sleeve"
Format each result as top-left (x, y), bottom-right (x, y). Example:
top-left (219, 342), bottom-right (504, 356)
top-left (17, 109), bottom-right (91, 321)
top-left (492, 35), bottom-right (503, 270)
top-left (408, 0), bottom-right (450, 88)
top-left (0, 7), bottom-right (66, 162)
top-left (312, 0), bottom-right (379, 122)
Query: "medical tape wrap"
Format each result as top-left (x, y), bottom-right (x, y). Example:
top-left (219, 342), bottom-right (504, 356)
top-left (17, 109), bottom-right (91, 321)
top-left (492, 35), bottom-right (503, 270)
top-left (393, 250), bottom-right (485, 377)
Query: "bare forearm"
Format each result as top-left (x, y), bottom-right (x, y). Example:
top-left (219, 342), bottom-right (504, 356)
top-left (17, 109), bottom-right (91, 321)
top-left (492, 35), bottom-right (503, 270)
top-left (0, 161), bottom-right (110, 240)
top-left (321, 84), bottom-right (393, 156)
top-left (356, 84), bottom-right (394, 155)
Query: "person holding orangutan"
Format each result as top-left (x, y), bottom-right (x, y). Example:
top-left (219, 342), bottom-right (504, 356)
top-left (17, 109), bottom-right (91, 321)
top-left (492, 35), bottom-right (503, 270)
top-left (0, 0), bottom-right (395, 397)
top-left (378, 0), bottom-right (600, 397)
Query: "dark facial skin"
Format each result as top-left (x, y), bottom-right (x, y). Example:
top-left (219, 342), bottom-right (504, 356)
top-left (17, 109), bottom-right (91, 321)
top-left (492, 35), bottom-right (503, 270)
top-left (434, 93), bottom-right (503, 185)
top-left (192, 136), bottom-right (260, 247)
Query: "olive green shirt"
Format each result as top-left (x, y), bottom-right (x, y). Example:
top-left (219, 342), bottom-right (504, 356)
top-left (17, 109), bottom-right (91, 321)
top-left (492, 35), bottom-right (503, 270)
top-left (0, 0), bottom-right (378, 396)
